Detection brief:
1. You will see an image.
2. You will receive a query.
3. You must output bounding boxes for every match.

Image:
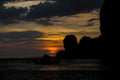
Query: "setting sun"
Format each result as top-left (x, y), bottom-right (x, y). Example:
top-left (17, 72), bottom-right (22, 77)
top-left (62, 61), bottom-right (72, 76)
top-left (33, 43), bottom-right (63, 56)
top-left (41, 44), bottom-right (63, 56)
top-left (45, 47), bottom-right (60, 56)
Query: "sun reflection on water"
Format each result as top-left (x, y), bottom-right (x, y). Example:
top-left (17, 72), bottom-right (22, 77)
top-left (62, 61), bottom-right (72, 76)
top-left (40, 65), bottom-right (61, 71)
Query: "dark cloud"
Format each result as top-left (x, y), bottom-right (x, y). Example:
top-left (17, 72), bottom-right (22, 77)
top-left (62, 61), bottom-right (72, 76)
top-left (83, 18), bottom-right (99, 27)
top-left (0, 0), bottom-right (9, 3)
top-left (27, 0), bottom-right (104, 19)
top-left (88, 18), bottom-right (99, 22)
top-left (0, 5), bottom-right (27, 25)
top-left (85, 22), bottom-right (94, 27)
top-left (34, 18), bottom-right (54, 25)
top-left (0, 0), bottom-right (28, 25)
top-left (60, 30), bottom-right (100, 36)
top-left (0, 31), bottom-right (44, 39)
top-left (0, 48), bottom-right (48, 58)
top-left (0, 31), bottom-right (45, 44)
top-left (0, 0), bottom-right (104, 25)
top-left (0, 38), bottom-right (36, 44)
top-left (81, 18), bottom-right (99, 27)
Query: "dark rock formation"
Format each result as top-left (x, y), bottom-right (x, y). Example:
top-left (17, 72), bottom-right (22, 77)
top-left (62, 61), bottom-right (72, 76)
top-left (33, 54), bottom-right (60, 65)
top-left (55, 35), bottom-right (78, 59)
top-left (55, 1), bottom-right (117, 78)
top-left (60, 0), bottom-right (117, 59)
top-left (34, 1), bottom-right (118, 73)
top-left (63, 35), bottom-right (78, 59)
top-left (57, 0), bottom-right (117, 79)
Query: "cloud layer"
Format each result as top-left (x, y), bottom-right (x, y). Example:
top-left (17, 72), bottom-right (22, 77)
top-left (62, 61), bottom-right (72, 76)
top-left (0, 31), bottom-right (44, 44)
top-left (0, 31), bottom-right (44, 39)
top-left (0, 0), bottom-right (104, 25)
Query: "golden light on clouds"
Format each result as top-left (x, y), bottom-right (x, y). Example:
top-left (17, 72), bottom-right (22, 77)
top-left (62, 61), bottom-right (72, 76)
top-left (0, 0), bottom-right (104, 58)
top-left (35, 36), bottom-right (64, 41)
top-left (4, 1), bottom-right (42, 8)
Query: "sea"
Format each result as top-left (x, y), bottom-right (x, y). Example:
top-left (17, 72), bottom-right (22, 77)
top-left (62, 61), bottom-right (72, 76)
top-left (0, 59), bottom-right (105, 80)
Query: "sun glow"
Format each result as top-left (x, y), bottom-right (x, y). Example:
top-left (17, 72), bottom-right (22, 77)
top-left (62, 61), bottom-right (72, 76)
top-left (40, 44), bottom-right (63, 56)
top-left (36, 37), bottom-right (63, 41)
top-left (46, 47), bottom-right (60, 56)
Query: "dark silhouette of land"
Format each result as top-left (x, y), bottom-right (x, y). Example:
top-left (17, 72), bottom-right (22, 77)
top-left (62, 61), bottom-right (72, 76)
top-left (42, 0), bottom-right (117, 60)
top-left (36, 0), bottom-right (116, 79)
top-left (56, 35), bottom-right (78, 59)
top-left (33, 54), bottom-right (60, 65)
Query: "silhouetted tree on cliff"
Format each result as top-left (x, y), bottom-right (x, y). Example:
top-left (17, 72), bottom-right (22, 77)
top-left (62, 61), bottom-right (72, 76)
top-left (56, 35), bottom-right (79, 59)
top-left (63, 35), bottom-right (78, 59)
top-left (56, 0), bottom-right (117, 74)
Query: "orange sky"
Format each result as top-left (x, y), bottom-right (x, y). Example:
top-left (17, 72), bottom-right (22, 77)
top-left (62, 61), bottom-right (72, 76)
top-left (0, 1), bottom-right (103, 58)
top-left (0, 12), bottom-right (101, 58)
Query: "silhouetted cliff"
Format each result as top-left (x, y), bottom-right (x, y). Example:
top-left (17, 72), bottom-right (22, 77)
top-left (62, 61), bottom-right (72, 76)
top-left (58, 0), bottom-right (117, 79)
top-left (58, 0), bottom-right (117, 60)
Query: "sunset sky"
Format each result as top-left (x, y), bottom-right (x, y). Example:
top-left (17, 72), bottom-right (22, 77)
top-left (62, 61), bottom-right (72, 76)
top-left (0, 0), bottom-right (104, 58)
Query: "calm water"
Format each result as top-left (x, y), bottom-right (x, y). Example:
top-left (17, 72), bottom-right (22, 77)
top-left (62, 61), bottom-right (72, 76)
top-left (0, 59), bottom-right (104, 71)
top-left (0, 59), bottom-right (104, 80)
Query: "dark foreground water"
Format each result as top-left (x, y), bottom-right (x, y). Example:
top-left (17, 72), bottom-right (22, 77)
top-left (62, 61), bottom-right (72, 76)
top-left (0, 59), bottom-right (104, 80)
